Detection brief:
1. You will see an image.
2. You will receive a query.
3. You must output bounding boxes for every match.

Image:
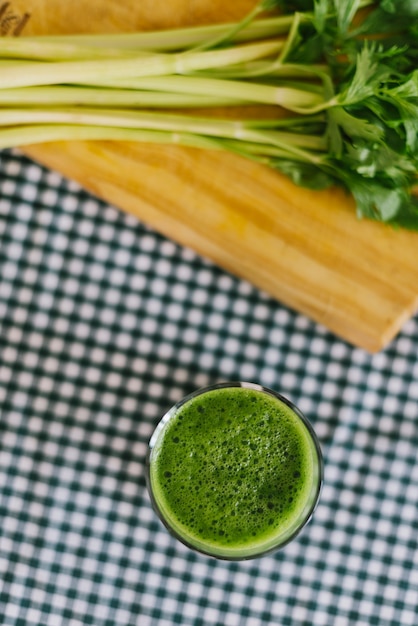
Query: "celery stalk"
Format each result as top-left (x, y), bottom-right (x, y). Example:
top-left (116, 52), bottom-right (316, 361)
top-left (0, 40), bottom-right (284, 89)
top-left (6, 17), bottom-right (293, 54)
top-left (0, 85), bottom-right (247, 108)
top-left (0, 107), bottom-right (323, 148)
top-left (73, 75), bottom-right (324, 111)
top-left (0, 123), bottom-right (324, 166)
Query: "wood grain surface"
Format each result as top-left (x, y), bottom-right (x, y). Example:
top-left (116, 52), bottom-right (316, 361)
top-left (7, 0), bottom-right (418, 352)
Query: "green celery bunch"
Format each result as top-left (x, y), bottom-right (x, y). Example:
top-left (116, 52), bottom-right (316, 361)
top-left (0, 0), bottom-right (417, 229)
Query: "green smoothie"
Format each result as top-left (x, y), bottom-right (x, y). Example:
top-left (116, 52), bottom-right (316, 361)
top-left (147, 383), bottom-right (322, 559)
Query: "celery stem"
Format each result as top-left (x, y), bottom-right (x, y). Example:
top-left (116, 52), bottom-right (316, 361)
top-left (8, 16), bottom-right (293, 53)
top-left (0, 40), bottom-right (283, 89)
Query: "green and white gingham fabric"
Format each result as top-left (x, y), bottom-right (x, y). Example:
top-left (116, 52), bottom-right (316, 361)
top-left (1, 148), bottom-right (418, 626)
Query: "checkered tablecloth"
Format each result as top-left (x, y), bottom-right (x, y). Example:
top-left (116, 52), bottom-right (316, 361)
top-left (1, 147), bottom-right (417, 626)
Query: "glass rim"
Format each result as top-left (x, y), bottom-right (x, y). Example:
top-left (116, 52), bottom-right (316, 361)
top-left (146, 381), bottom-right (324, 560)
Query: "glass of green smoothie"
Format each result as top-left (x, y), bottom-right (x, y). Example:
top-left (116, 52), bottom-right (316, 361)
top-left (146, 381), bottom-right (323, 560)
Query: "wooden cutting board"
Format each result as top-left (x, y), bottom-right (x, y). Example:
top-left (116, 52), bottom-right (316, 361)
top-left (7, 0), bottom-right (418, 352)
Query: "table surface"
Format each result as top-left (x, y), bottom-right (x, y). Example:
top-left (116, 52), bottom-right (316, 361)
top-left (1, 148), bottom-right (417, 626)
